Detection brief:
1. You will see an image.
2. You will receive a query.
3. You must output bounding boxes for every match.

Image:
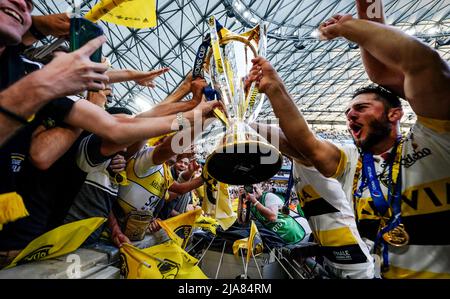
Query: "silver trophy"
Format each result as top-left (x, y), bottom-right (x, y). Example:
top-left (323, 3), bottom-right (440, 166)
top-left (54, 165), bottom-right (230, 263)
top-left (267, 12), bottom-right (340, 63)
top-left (202, 16), bottom-right (282, 185)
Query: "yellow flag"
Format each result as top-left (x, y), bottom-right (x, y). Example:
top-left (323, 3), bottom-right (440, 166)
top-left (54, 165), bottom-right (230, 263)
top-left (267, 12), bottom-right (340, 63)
top-left (157, 209), bottom-right (202, 249)
top-left (120, 243), bottom-right (162, 279)
top-left (232, 220), bottom-right (263, 263)
top-left (120, 241), bottom-right (207, 279)
top-left (0, 192), bottom-right (29, 231)
top-left (85, 0), bottom-right (157, 29)
top-left (202, 176), bottom-right (237, 231)
top-left (194, 215), bottom-right (219, 235)
top-left (6, 217), bottom-right (106, 269)
top-left (232, 237), bottom-right (249, 256)
top-left (247, 220), bottom-right (263, 264)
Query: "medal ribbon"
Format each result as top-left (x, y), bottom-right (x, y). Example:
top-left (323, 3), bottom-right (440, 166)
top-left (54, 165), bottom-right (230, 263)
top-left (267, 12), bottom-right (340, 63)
top-left (354, 137), bottom-right (404, 269)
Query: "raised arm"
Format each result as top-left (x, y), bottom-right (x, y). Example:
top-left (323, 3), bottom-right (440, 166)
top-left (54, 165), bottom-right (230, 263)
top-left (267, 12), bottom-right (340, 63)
top-left (64, 95), bottom-right (218, 146)
top-left (21, 13), bottom-right (70, 46)
top-left (125, 77), bottom-right (209, 155)
top-left (251, 122), bottom-right (312, 166)
top-left (159, 72), bottom-right (193, 104)
top-left (0, 36), bottom-right (107, 145)
top-left (168, 177), bottom-right (204, 195)
top-left (107, 67), bottom-right (170, 88)
top-left (135, 76), bottom-right (203, 119)
top-left (249, 57), bottom-right (342, 177)
top-left (355, 0), bottom-right (405, 96)
top-left (29, 124), bottom-right (82, 170)
top-left (320, 17), bottom-right (450, 119)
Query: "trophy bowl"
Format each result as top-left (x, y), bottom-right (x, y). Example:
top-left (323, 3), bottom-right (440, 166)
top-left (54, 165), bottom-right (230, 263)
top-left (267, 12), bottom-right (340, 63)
top-left (202, 16), bottom-right (283, 185)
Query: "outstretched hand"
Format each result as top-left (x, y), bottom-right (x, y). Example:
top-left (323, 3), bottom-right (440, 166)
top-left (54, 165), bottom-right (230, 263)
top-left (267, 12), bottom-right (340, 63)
top-left (192, 98), bottom-right (222, 120)
top-left (191, 77), bottom-right (208, 105)
top-left (112, 228), bottom-right (131, 247)
top-left (319, 14), bottom-right (353, 40)
top-left (108, 154), bottom-right (127, 174)
top-left (40, 35), bottom-right (109, 97)
top-left (247, 57), bottom-right (284, 94)
top-left (134, 67), bottom-right (170, 88)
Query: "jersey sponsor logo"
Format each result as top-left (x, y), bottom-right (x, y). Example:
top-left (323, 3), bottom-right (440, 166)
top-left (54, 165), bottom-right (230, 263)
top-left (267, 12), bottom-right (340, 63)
top-left (143, 195), bottom-right (161, 213)
top-left (150, 179), bottom-right (165, 194)
top-left (10, 153), bottom-right (25, 173)
top-left (298, 185), bottom-right (321, 203)
top-left (401, 180), bottom-right (450, 217)
top-left (400, 148), bottom-right (432, 168)
top-left (355, 179), bottom-right (450, 219)
top-left (16, 245), bottom-right (53, 265)
top-left (333, 249), bottom-right (352, 262)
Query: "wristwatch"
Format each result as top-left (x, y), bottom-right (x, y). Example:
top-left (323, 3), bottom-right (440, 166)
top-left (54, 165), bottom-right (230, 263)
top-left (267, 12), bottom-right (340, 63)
top-left (176, 112), bottom-right (185, 131)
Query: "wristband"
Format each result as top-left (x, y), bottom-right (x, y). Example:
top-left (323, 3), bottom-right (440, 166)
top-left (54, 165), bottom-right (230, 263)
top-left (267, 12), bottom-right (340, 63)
top-left (176, 112), bottom-right (185, 131)
top-left (28, 21), bottom-right (47, 40)
top-left (0, 105), bottom-right (29, 125)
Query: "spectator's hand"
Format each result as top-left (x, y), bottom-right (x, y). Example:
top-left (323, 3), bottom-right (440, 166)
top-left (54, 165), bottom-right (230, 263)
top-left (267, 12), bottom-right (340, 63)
top-left (238, 186), bottom-right (245, 198)
top-left (39, 36), bottom-right (109, 97)
top-left (191, 78), bottom-right (208, 105)
top-left (134, 67), bottom-right (170, 88)
top-left (193, 167), bottom-right (202, 178)
top-left (190, 98), bottom-right (222, 120)
top-left (248, 57), bottom-right (284, 95)
top-left (31, 13), bottom-right (70, 39)
top-left (253, 185), bottom-right (263, 198)
top-left (319, 14), bottom-right (353, 40)
top-left (148, 219), bottom-right (161, 233)
top-left (112, 229), bottom-right (131, 247)
top-left (108, 154), bottom-right (127, 174)
top-left (188, 159), bottom-right (201, 174)
top-left (245, 192), bottom-right (257, 205)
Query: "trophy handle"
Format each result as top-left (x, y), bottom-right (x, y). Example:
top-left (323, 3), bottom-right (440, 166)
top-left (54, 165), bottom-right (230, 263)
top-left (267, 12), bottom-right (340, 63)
top-left (203, 35), bottom-right (258, 75)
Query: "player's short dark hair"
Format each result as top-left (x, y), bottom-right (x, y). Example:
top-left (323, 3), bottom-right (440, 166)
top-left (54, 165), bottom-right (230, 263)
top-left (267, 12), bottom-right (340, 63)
top-left (352, 84), bottom-right (402, 110)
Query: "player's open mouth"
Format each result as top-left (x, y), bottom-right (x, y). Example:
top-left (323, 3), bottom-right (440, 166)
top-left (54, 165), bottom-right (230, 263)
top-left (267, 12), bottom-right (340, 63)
top-left (349, 122), bottom-right (363, 139)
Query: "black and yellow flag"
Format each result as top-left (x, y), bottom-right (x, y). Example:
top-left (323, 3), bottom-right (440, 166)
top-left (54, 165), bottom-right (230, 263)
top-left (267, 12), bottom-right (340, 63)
top-left (194, 215), bottom-right (220, 235)
top-left (232, 220), bottom-right (263, 263)
top-left (202, 169), bottom-right (237, 230)
top-left (157, 209), bottom-right (202, 249)
top-left (120, 241), bottom-right (207, 279)
top-left (6, 217), bottom-right (106, 269)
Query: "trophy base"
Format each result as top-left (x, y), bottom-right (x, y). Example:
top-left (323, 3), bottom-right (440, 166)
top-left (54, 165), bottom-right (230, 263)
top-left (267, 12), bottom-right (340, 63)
top-left (205, 141), bottom-right (282, 185)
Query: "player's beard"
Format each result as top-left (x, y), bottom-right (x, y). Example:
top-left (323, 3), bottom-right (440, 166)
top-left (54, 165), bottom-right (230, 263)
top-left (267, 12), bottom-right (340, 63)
top-left (357, 113), bottom-right (392, 152)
